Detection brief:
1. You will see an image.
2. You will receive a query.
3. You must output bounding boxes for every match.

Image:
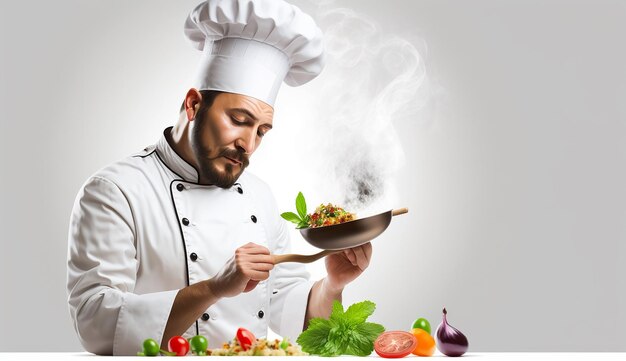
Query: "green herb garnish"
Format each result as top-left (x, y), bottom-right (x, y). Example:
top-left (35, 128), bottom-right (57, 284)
top-left (280, 192), bottom-right (311, 229)
top-left (296, 300), bottom-right (385, 357)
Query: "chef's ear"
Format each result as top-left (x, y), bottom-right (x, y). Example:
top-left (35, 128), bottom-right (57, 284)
top-left (191, 103), bottom-right (200, 121)
top-left (183, 88), bottom-right (203, 121)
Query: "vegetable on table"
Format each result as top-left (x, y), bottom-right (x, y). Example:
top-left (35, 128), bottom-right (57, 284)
top-left (410, 328), bottom-right (435, 356)
top-left (296, 300), bottom-right (385, 356)
top-left (189, 335), bottom-right (209, 356)
top-left (210, 336), bottom-right (307, 356)
top-left (374, 331), bottom-right (417, 358)
top-left (143, 332), bottom-right (303, 357)
top-left (436, 307), bottom-right (469, 357)
top-left (136, 338), bottom-right (160, 356)
top-left (236, 327), bottom-right (256, 351)
top-left (168, 335), bottom-right (190, 356)
top-left (411, 317), bottom-right (432, 335)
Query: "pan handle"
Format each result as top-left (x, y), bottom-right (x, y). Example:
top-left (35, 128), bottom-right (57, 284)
top-left (392, 208), bottom-right (409, 216)
top-left (272, 249), bottom-right (340, 264)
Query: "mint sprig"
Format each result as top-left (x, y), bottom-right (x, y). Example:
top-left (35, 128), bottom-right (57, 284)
top-left (296, 300), bottom-right (385, 356)
top-left (280, 192), bottom-right (311, 229)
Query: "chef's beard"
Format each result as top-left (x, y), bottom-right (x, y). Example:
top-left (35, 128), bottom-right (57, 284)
top-left (191, 117), bottom-right (250, 188)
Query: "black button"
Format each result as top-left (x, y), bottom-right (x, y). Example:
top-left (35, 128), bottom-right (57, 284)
top-left (176, 183), bottom-right (184, 192)
top-left (190, 252), bottom-right (198, 261)
top-left (251, 215), bottom-right (257, 223)
top-left (182, 218), bottom-right (190, 226)
top-left (258, 310), bottom-right (264, 318)
top-left (201, 313), bottom-right (210, 321)
top-left (237, 187), bottom-right (243, 194)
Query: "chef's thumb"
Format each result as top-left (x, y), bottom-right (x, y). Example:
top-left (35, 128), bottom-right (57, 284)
top-left (243, 279), bottom-right (259, 293)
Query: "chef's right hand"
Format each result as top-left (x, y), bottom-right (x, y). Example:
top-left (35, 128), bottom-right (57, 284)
top-left (207, 242), bottom-right (274, 298)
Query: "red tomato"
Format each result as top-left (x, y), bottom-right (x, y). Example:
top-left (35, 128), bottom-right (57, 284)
top-left (236, 327), bottom-right (256, 351)
top-left (374, 331), bottom-right (418, 358)
top-left (167, 336), bottom-right (189, 356)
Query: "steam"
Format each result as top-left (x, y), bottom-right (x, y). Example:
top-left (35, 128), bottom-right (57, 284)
top-left (302, 2), bottom-right (432, 213)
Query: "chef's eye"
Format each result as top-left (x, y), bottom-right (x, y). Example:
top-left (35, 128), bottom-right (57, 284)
top-left (258, 127), bottom-right (271, 138)
top-left (230, 115), bottom-right (246, 124)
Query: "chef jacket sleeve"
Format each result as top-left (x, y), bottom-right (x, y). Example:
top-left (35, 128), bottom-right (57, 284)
top-left (67, 176), bottom-right (178, 355)
top-left (267, 195), bottom-right (315, 341)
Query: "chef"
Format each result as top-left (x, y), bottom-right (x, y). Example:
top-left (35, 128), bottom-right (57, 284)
top-left (66, 0), bottom-right (373, 356)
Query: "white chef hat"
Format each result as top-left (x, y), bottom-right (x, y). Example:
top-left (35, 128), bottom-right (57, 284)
top-left (184, 0), bottom-right (326, 107)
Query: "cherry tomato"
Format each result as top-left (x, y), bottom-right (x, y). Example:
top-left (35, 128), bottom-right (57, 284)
top-left (410, 328), bottom-right (436, 356)
top-left (189, 335), bottom-right (208, 356)
top-left (236, 327), bottom-right (256, 351)
top-left (374, 331), bottom-right (417, 358)
top-left (138, 338), bottom-right (160, 356)
top-left (168, 336), bottom-right (189, 356)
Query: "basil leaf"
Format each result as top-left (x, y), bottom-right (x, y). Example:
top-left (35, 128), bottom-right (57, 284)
top-left (357, 322), bottom-right (386, 341)
top-left (296, 318), bottom-right (331, 355)
top-left (343, 328), bottom-right (369, 356)
top-left (346, 322), bottom-right (385, 356)
top-left (321, 319), bottom-right (344, 356)
top-left (329, 300), bottom-right (344, 321)
top-left (280, 212), bottom-right (302, 224)
top-left (344, 300), bottom-right (376, 325)
top-left (320, 340), bottom-right (342, 357)
top-left (296, 192), bottom-right (307, 219)
top-left (296, 300), bottom-right (384, 357)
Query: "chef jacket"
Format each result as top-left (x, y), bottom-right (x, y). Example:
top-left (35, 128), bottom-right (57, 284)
top-left (67, 127), bottom-right (314, 355)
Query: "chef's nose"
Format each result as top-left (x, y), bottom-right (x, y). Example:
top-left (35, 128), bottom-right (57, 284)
top-left (235, 129), bottom-right (256, 155)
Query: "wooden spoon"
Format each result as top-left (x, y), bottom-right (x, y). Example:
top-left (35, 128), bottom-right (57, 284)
top-left (272, 249), bottom-right (340, 264)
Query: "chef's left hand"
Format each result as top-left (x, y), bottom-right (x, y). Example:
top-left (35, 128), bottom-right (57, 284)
top-left (324, 242), bottom-right (372, 291)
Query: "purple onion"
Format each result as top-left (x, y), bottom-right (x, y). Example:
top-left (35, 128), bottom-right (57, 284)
top-left (436, 307), bottom-right (469, 357)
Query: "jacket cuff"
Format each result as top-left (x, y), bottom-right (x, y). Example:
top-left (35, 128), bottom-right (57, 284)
top-left (112, 289), bottom-right (178, 356)
top-left (279, 280), bottom-right (315, 342)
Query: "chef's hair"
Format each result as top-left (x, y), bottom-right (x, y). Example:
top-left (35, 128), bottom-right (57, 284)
top-left (179, 90), bottom-right (223, 114)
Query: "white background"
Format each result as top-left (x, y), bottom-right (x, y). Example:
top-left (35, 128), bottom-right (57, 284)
top-left (1, 0), bottom-right (625, 352)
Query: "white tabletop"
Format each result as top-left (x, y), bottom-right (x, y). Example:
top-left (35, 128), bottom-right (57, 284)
top-left (0, 353), bottom-right (625, 360)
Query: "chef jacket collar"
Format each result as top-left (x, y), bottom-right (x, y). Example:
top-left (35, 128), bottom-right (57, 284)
top-left (156, 127), bottom-right (201, 183)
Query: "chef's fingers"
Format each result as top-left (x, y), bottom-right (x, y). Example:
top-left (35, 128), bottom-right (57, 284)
top-left (352, 245), bottom-right (369, 271)
top-left (362, 242), bottom-right (373, 262)
top-left (248, 261), bottom-right (274, 272)
top-left (344, 249), bottom-right (357, 266)
top-left (236, 245), bottom-right (270, 265)
top-left (243, 280), bottom-right (259, 293)
top-left (247, 269), bottom-right (270, 281)
top-left (241, 254), bottom-right (275, 265)
top-left (240, 242), bottom-right (271, 255)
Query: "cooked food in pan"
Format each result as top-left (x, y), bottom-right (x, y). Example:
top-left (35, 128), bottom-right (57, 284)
top-left (281, 192), bottom-right (356, 229)
top-left (308, 203), bottom-right (356, 228)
